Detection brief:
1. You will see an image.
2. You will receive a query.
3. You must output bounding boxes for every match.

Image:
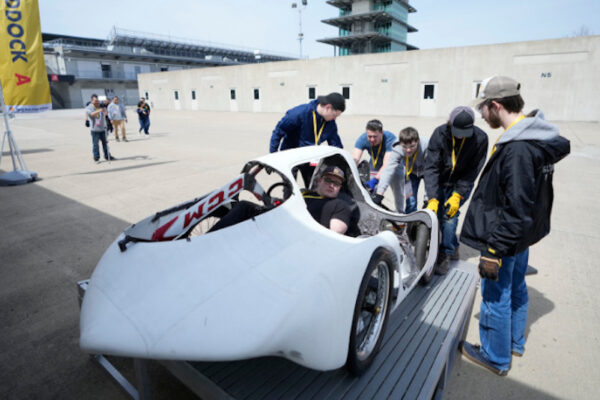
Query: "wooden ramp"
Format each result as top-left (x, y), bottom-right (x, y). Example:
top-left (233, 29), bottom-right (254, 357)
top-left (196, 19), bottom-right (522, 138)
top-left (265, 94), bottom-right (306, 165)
top-left (158, 262), bottom-right (478, 400)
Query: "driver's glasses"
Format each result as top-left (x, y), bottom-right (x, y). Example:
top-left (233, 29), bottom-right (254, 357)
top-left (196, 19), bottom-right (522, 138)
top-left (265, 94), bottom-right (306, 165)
top-left (323, 177), bottom-right (342, 187)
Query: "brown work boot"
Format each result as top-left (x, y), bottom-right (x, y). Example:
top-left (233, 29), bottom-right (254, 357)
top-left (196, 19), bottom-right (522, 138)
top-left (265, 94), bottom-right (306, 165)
top-left (434, 254), bottom-right (450, 275)
top-left (451, 246), bottom-right (460, 260)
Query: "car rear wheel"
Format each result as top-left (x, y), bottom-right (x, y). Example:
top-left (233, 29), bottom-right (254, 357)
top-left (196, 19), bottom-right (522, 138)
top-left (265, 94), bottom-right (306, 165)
top-left (347, 248), bottom-right (393, 375)
top-left (415, 222), bottom-right (434, 285)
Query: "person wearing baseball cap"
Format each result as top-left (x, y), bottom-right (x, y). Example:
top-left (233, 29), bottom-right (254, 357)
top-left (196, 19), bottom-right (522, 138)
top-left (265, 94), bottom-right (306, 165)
top-left (207, 164), bottom-right (350, 235)
top-left (302, 165), bottom-right (352, 234)
top-left (270, 92), bottom-right (346, 186)
top-left (459, 76), bottom-right (570, 376)
top-left (424, 106), bottom-right (489, 275)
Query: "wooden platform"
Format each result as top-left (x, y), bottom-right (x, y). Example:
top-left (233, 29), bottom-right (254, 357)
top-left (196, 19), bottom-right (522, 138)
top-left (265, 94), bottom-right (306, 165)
top-left (158, 262), bottom-right (478, 400)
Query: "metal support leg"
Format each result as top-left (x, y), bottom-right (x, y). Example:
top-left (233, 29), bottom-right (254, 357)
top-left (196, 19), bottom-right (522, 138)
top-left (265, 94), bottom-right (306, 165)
top-left (134, 358), bottom-right (152, 400)
top-left (94, 355), bottom-right (140, 400)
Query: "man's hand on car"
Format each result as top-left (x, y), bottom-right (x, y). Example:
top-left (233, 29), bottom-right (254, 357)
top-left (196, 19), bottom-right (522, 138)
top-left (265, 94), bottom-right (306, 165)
top-left (372, 193), bottom-right (384, 205)
top-left (426, 198), bottom-right (439, 214)
top-left (365, 177), bottom-right (379, 192)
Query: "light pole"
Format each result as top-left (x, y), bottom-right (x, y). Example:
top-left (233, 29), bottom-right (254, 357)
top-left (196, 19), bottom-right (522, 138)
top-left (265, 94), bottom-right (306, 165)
top-left (291, 0), bottom-right (307, 59)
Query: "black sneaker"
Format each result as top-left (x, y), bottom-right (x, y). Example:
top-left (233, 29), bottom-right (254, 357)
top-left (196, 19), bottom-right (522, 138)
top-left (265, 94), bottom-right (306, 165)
top-left (105, 156), bottom-right (117, 161)
top-left (460, 341), bottom-right (509, 376)
top-left (434, 254), bottom-right (450, 275)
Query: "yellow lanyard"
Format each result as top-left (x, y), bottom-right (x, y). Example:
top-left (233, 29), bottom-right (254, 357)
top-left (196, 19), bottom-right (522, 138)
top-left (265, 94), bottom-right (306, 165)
top-left (451, 137), bottom-right (466, 172)
top-left (491, 114), bottom-right (525, 157)
top-left (302, 194), bottom-right (324, 199)
top-left (312, 111), bottom-right (325, 145)
top-left (370, 142), bottom-right (382, 168)
top-left (405, 150), bottom-right (418, 179)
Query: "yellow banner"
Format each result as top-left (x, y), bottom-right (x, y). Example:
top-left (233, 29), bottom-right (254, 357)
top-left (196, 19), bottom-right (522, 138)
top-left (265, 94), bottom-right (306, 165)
top-left (0, 0), bottom-right (51, 112)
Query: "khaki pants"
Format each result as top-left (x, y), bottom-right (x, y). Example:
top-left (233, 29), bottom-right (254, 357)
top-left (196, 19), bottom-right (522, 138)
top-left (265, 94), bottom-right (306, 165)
top-left (113, 120), bottom-right (126, 140)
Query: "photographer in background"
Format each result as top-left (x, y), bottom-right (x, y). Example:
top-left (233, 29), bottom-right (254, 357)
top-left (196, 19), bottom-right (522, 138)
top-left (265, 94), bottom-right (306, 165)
top-left (86, 94), bottom-right (116, 163)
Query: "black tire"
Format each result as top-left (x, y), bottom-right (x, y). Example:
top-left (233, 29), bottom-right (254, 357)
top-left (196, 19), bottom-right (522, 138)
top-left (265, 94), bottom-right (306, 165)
top-left (415, 222), bottom-right (434, 285)
top-left (347, 248), bottom-right (394, 376)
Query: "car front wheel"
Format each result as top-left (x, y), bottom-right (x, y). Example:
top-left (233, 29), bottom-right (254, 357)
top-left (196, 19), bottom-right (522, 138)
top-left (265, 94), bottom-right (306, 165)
top-left (347, 248), bottom-right (393, 375)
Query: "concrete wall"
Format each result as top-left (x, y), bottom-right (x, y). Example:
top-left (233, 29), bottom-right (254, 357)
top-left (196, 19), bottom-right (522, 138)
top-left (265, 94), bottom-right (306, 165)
top-left (138, 36), bottom-right (600, 121)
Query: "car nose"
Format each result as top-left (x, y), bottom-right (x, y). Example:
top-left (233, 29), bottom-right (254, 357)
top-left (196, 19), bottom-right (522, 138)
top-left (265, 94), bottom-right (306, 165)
top-left (80, 284), bottom-right (148, 357)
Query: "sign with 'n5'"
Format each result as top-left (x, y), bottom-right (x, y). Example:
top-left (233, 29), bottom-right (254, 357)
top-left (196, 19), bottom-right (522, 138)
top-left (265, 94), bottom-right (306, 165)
top-left (0, 0), bottom-right (51, 112)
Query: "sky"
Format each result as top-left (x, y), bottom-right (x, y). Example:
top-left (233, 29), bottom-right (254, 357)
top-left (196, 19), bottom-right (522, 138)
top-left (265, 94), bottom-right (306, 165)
top-left (39, 0), bottom-right (600, 59)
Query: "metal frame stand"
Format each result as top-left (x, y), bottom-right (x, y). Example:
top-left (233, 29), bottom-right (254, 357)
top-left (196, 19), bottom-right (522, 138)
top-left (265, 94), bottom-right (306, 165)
top-left (0, 82), bottom-right (38, 186)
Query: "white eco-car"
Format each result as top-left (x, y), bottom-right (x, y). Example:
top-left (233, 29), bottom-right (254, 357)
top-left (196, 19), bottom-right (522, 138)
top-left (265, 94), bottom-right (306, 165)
top-left (80, 146), bottom-right (438, 375)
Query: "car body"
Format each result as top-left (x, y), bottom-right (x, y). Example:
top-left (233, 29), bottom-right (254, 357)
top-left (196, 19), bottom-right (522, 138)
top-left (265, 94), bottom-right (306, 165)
top-left (80, 146), bottom-right (438, 373)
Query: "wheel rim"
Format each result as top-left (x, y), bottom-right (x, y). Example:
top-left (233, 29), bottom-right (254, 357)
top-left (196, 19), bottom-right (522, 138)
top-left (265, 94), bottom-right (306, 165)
top-left (355, 261), bottom-right (390, 361)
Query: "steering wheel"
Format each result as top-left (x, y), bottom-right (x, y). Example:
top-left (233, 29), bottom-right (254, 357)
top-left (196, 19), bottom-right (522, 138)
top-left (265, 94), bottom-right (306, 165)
top-left (266, 182), bottom-right (288, 206)
top-left (266, 182), bottom-right (286, 197)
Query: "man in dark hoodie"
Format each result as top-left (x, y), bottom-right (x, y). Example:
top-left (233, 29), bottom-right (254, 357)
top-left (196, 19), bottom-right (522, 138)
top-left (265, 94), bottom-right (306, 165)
top-left (424, 106), bottom-right (488, 275)
top-left (459, 76), bottom-right (570, 376)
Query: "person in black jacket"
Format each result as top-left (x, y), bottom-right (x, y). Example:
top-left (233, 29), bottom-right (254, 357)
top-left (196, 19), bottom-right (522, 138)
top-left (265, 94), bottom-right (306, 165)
top-left (424, 106), bottom-right (488, 274)
top-left (459, 76), bottom-right (570, 376)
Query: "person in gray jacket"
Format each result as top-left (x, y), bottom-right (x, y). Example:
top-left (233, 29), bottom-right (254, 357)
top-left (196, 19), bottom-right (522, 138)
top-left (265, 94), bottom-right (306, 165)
top-left (108, 96), bottom-right (128, 142)
top-left (377, 127), bottom-right (429, 213)
top-left (86, 94), bottom-right (115, 163)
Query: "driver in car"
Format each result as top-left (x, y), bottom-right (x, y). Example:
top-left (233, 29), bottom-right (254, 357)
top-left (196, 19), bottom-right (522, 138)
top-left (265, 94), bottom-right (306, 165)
top-left (302, 166), bottom-right (352, 235)
top-left (208, 166), bottom-right (351, 235)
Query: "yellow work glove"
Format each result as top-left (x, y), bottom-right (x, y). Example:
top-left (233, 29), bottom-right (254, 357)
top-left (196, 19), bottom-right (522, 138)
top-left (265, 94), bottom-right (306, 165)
top-left (426, 198), bottom-right (439, 214)
top-left (444, 191), bottom-right (462, 218)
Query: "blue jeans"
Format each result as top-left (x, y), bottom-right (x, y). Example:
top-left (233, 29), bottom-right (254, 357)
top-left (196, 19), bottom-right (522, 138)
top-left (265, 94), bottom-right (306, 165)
top-left (91, 130), bottom-right (109, 160)
top-left (437, 187), bottom-right (468, 256)
top-left (479, 249), bottom-right (529, 370)
top-left (139, 117), bottom-right (150, 134)
top-left (404, 174), bottom-right (422, 213)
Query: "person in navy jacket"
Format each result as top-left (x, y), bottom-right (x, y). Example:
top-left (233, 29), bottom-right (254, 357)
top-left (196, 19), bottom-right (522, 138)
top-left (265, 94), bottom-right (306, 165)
top-left (270, 93), bottom-right (345, 185)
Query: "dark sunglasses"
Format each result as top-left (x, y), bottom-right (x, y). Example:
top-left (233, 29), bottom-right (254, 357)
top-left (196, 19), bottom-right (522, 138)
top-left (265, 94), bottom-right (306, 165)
top-left (323, 177), bottom-right (342, 187)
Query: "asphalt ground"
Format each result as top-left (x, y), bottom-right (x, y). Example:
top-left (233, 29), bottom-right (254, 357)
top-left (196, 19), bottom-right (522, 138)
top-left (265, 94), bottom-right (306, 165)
top-left (1, 108), bottom-right (598, 399)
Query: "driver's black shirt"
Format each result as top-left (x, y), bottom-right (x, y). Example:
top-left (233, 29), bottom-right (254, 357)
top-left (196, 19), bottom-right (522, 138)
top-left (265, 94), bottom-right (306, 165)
top-left (302, 191), bottom-right (351, 229)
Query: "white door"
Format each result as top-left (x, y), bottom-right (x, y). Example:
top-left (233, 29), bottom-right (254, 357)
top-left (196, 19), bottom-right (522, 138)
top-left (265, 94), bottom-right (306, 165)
top-left (340, 85), bottom-right (351, 114)
top-left (229, 88), bottom-right (238, 112)
top-left (191, 89), bottom-right (199, 110)
top-left (173, 90), bottom-right (181, 110)
top-left (252, 88), bottom-right (261, 113)
top-left (419, 82), bottom-right (437, 117)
